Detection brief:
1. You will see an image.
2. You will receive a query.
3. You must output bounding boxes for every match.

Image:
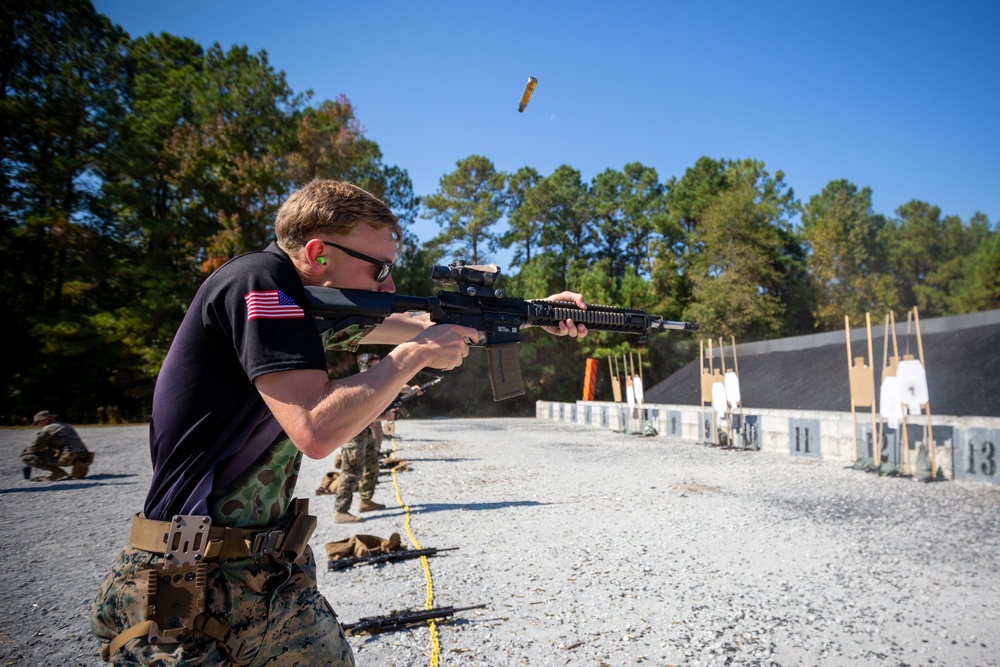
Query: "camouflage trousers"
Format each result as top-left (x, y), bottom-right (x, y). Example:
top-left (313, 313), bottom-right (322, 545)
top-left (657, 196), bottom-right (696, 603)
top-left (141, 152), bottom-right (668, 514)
top-left (90, 544), bottom-right (354, 666)
top-left (334, 438), bottom-right (379, 514)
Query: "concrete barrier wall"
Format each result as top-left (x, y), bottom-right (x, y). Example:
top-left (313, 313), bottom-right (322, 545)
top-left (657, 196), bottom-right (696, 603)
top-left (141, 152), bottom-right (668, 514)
top-left (536, 400), bottom-right (1000, 485)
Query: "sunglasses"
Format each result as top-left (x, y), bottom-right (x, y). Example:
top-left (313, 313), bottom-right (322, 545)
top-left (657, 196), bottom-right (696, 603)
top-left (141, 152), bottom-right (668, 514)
top-left (323, 242), bottom-right (394, 282)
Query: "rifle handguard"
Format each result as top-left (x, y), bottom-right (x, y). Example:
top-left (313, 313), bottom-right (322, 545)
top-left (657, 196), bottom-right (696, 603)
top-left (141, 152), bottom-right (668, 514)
top-left (526, 301), bottom-right (699, 333)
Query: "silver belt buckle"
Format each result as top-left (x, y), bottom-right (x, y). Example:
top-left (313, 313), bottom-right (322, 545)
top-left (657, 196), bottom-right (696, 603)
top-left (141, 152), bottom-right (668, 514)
top-left (249, 529), bottom-right (283, 557)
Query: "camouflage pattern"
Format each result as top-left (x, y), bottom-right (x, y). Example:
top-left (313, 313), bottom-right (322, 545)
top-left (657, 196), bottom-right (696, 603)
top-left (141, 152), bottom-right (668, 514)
top-left (208, 437), bottom-right (302, 528)
top-left (91, 544), bottom-right (354, 666)
top-left (359, 422), bottom-right (382, 499)
top-left (334, 425), bottom-right (381, 513)
top-left (321, 324), bottom-right (375, 353)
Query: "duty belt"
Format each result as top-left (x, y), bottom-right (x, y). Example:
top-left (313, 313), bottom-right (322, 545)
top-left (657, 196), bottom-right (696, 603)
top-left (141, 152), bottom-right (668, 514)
top-left (128, 498), bottom-right (315, 561)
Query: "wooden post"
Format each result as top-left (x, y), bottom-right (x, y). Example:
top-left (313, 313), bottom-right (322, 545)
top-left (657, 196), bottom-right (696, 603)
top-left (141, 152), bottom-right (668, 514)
top-left (878, 314), bottom-right (889, 469)
top-left (718, 337), bottom-right (733, 446)
top-left (699, 341), bottom-right (713, 444)
top-left (731, 335), bottom-right (740, 376)
top-left (731, 335), bottom-right (743, 448)
top-left (891, 311), bottom-right (907, 474)
top-left (866, 313), bottom-right (878, 466)
top-left (913, 307), bottom-right (936, 479)
top-left (845, 316), bottom-right (858, 461)
top-left (699, 339), bottom-right (707, 442)
top-left (847, 315), bottom-right (877, 464)
top-left (609, 355), bottom-right (622, 403)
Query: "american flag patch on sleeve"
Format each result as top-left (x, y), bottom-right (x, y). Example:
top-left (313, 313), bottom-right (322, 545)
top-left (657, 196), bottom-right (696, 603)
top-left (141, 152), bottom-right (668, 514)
top-left (244, 290), bottom-right (305, 320)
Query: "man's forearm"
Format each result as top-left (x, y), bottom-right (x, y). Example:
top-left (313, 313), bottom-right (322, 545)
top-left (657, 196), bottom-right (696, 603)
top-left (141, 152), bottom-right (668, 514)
top-left (363, 312), bottom-right (432, 345)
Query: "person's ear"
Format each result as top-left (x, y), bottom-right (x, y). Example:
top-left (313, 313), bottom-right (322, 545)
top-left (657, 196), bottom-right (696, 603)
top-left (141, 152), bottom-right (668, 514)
top-left (305, 238), bottom-right (328, 268)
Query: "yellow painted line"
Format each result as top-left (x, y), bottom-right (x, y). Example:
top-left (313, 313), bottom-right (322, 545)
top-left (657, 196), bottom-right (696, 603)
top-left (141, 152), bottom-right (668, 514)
top-left (388, 427), bottom-right (441, 667)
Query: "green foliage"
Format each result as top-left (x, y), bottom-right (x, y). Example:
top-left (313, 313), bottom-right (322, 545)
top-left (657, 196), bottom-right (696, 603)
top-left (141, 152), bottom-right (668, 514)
top-left (681, 160), bottom-right (801, 341)
top-left (422, 155), bottom-right (506, 265)
top-left (534, 165), bottom-right (595, 290)
top-left (802, 179), bottom-right (898, 328)
top-left (164, 43), bottom-right (302, 268)
top-left (885, 201), bottom-right (991, 318)
top-left (1, 0), bottom-right (131, 422)
top-left (685, 184), bottom-right (785, 339)
top-left (951, 218), bottom-right (1000, 312)
top-left (591, 162), bottom-right (667, 278)
top-left (499, 166), bottom-right (543, 267)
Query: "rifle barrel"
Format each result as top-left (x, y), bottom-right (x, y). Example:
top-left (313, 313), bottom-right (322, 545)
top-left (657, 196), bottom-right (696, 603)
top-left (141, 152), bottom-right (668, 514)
top-left (651, 318), bottom-right (700, 332)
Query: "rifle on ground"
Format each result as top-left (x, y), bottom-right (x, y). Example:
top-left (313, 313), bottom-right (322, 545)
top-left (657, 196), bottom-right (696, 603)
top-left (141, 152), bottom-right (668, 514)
top-left (342, 604), bottom-right (487, 636)
top-left (388, 373), bottom-right (443, 418)
top-left (328, 545), bottom-right (458, 571)
top-left (305, 261), bottom-right (699, 401)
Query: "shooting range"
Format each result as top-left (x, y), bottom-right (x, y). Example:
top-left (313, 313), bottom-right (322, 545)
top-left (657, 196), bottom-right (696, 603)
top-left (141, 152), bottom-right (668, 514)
top-left (541, 308), bottom-right (1000, 484)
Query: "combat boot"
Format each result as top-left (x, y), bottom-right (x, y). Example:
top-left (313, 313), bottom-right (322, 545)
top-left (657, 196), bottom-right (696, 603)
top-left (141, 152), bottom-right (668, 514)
top-left (33, 466), bottom-right (67, 482)
top-left (359, 499), bottom-right (386, 512)
top-left (335, 512), bottom-right (362, 524)
top-left (68, 452), bottom-right (94, 479)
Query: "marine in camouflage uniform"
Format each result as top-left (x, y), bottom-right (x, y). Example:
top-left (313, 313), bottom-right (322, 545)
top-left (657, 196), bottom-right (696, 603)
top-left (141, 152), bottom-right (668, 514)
top-left (89, 180), bottom-right (549, 665)
top-left (334, 422), bottom-right (384, 522)
top-left (333, 353), bottom-right (387, 523)
top-left (21, 410), bottom-right (94, 481)
top-left (89, 192), bottom-right (384, 666)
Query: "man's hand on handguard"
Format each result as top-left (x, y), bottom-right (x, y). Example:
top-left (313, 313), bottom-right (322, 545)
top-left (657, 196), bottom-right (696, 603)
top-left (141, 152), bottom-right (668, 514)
top-left (538, 291), bottom-right (589, 338)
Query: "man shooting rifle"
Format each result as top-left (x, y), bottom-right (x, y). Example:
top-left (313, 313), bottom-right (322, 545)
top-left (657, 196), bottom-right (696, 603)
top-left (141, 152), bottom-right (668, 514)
top-left (305, 261), bottom-right (698, 400)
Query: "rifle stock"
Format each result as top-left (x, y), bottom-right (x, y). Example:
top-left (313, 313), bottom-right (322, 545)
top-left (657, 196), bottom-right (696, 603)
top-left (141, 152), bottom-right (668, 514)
top-left (304, 262), bottom-right (698, 401)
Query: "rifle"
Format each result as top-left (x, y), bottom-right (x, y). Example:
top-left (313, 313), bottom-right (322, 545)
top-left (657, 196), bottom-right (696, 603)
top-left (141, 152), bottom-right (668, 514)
top-left (328, 546), bottom-right (458, 572)
top-left (388, 373), bottom-right (443, 418)
top-left (305, 261), bottom-right (699, 401)
top-left (342, 604), bottom-right (487, 636)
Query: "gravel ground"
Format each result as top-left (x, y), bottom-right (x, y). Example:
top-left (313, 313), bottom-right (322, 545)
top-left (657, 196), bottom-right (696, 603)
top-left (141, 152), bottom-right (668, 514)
top-left (1, 419), bottom-right (998, 667)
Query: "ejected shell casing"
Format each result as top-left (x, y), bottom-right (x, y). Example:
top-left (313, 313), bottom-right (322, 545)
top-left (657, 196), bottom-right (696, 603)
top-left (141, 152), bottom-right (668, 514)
top-left (518, 77), bottom-right (537, 112)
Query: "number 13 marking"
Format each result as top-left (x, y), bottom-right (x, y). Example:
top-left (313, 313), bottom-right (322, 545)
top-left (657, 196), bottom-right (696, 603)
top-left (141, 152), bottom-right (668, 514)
top-left (967, 440), bottom-right (997, 477)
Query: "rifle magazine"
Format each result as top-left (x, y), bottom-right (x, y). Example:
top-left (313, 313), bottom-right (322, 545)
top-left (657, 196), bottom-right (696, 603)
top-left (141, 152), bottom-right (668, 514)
top-left (487, 344), bottom-right (525, 401)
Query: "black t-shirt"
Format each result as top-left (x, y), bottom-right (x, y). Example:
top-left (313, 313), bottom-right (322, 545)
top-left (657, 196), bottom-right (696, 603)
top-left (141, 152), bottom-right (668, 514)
top-left (144, 243), bottom-right (327, 520)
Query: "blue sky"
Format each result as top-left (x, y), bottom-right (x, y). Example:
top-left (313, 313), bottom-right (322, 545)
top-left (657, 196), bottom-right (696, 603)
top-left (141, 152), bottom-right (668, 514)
top-left (93, 0), bottom-right (999, 263)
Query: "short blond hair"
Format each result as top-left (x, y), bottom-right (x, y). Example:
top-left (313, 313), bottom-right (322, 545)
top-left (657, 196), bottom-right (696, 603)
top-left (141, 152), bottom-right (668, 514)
top-left (275, 180), bottom-right (400, 252)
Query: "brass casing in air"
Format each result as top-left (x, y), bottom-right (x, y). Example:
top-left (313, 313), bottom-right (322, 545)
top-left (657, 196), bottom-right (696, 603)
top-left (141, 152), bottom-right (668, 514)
top-left (518, 77), bottom-right (537, 112)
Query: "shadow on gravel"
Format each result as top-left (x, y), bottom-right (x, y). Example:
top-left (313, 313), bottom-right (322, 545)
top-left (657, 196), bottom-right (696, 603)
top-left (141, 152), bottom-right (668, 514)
top-left (0, 473), bottom-right (139, 494)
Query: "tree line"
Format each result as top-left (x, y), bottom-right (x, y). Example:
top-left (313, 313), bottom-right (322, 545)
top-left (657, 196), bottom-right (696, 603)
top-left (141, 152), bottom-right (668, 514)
top-left (2, 0), bottom-right (997, 424)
